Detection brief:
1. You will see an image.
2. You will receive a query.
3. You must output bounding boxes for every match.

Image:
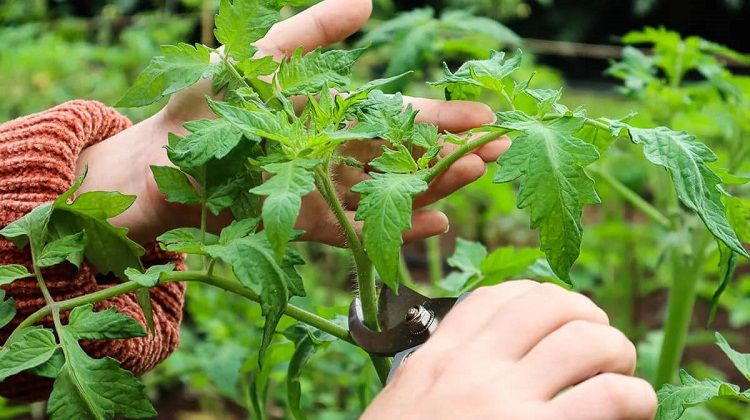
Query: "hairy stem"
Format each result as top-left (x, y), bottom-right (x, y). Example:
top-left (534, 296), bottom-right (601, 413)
top-left (314, 165), bottom-right (392, 384)
top-left (424, 130), bottom-right (510, 184)
top-left (589, 167), bottom-right (671, 229)
top-left (16, 271), bottom-right (354, 345)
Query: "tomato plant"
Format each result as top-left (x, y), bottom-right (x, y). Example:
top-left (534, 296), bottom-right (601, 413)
top-left (0, 1), bottom-right (749, 419)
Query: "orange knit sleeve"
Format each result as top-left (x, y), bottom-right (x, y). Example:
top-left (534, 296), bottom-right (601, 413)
top-left (0, 101), bottom-right (186, 402)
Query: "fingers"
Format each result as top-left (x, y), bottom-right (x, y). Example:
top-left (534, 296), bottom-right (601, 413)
top-left (407, 97), bottom-right (496, 133)
top-left (255, 0), bottom-right (372, 59)
top-left (403, 210), bottom-right (449, 244)
top-left (549, 374), bottom-right (657, 420)
top-left (466, 283), bottom-right (610, 361)
top-left (511, 321), bottom-right (637, 399)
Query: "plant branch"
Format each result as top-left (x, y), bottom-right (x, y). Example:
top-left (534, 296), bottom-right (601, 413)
top-left (589, 167), bottom-right (671, 229)
top-left (314, 165), bottom-right (392, 384)
top-left (424, 130), bottom-right (511, 184)
top-left (15, 271), bottom-right (354, 345)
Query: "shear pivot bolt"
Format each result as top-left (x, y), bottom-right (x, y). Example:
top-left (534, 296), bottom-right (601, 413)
top-left (405, 305), bottom-right (437, 336)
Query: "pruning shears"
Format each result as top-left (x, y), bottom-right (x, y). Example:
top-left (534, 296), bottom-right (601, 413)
top-left (348, 285), bottom-right (467, 382)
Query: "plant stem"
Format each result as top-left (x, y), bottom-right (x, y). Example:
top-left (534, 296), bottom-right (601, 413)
top-left (15, 271), bottom-right (354, 345)
top-left (590, 167), bottom-right (671, 229)
top-left (424, 130), bottom-right (510, 184)
top-left (314, 165), bottom-right (392, 384)
top-left (426, 235), bottom-right (443, 285)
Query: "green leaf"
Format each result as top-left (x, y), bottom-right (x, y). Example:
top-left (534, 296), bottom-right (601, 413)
top-left (47, 329), bottom-right (156, 420)
top-left (237, 55), bottom-right (279, 79)
top-left (0, 291), bottom-right (16, 329)
top-left (207, 99), bottom-right (288, 142)
top-left (352, 173), bottom-right (428, 290)
top-left (715, 332), bottom-right (750, 381)
top-left (726, 195), bottom-right (750, 242)
top-left (429, 50), bottom-right (522, 100)
top-left (204, 235), bottom-right (289, 361)
top-left (655, 370), bottom-right (748, 420)
top-left (370, 144), bottom-right (419, 174)
top-left (494, 113), bottom-right (601, 282)
top-left (66, 304), bottom-right (146, 340)
top-left (215, 0), bottom-right (280, 61)
top-left (708, 243), bottom-right (738, 326)
top-left (36, 232), bottom-right (87, 268)
top-left (219, 218), bottom-right (261, 245)
top-left (278, 47), bottom-right (366, 96)
top-left (0, 264), bottom-right (32, 286)
top-left (28, 348), bottom-right (64, 378)
top-left (51, 191), bottom-right (145, 278)
top-left (124, 264), bottom-right (176, 288)
top-left (250, 160), bottom-right (319, 260)
top-left (0, 328), bottom-right (57, 381)
top-left (116, 43), bottom-right (218, 107)
top-left (608, 122), bottom-right (748, 258)
top-left (412, 123), bottom-right (440, 149)
top-left (150, 166), bottom-right (202, 205)
top-left (168, 119), bottom-right (245, 169)
top-left (157, 228), bottom-right (218, 254)
top-left (448, 238), bottom-right (487, 275)
top-left (356, 91), bottom-right (418, 144)
top-left (481, 246), bottom-right (543, 283)
top-left (0, 204), bottom-right (53, 250)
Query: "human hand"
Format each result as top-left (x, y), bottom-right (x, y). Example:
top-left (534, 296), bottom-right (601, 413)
top-left (362, 280), bottom-right (657, 420)
top-left (76, 0), bottom-right (509, 245)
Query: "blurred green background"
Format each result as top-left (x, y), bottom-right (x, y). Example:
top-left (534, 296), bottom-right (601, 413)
top-left (1, 0), bottom-right (749, 419)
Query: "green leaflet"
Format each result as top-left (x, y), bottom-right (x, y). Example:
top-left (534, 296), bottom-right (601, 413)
top-left (370, 144), bottom-right (418, 174)
top-left (50, 191), bottom-right (145, 278)
top-left (655, 370), bottom-right (749, 420)
top-left (36, 231), bottom-right (87, 268)
top-left (116, 43), bottom-right (218, 107)
top-left (48, 329), bottom-right (156, 420)
top-left (168, 119), bottom-right (245, 169)
top-left (0, 204), bottom-right (53, 250)
top-left (124, 263), bottom-right (176, 288)
top-left (157, 228), bottom-right (219, 254)
top-left (215, 0), bottom-right (279, 61)
top-left (0, 291), bottom-right (16, 329)
top-left (219, 218), bottom-right (261, 245)
top-left (715, 332), bottom-right (750, 381)
top-left (608, 122), bottom-right (749, 258)
top-left (0, 328), bottom-right (57, 381)
top-left (65, 305), bottom-right (146, 340)
top-left (354, 91), bottom-right (418, 144)
top-left (283, 324), bottom-right (338, 420)
top-left (494, 113), bottom-right (601, 282)
top-left (0, 264), bottom-right (32, 286)
top-left (207, 99), bottom-right (287, 143)
top-left (429, 50), bottom-right (522, 100)
top-left (204, 235), bottom-right (290, 361)
top-left (352, 173), bottom-right (428, 291)
top-left (150, 165), bottom-right (202, 205)
top-left (278, 47), bottom-right (366, 96)
top-left (726, 195), bottom-right (750, 242)
top-left (708, 243), bottom-right (737, 326)
top-left (250, 160), bottom-right (319, 260)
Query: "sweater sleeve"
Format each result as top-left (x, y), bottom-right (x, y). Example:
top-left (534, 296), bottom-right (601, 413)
top-left (0, 100), bottom-right (186, 402)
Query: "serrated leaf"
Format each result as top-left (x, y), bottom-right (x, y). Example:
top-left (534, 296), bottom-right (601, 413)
top-left (0, 264), bottom-right (32, 286)
top-left (207, 99), bottom-right (288, 142)
top-left (448, 238), bottom-right (487, 275)
top-left (608, 122), bottom-right (748, 258)
top-left (28, 348), bottom-right (64, 378)
top-left (36, 231), bottom-right (87, 268)
top-left (655, 370), bottom-right (748, 420)
top-left (47, 329), bottom-right (156, 420)
top-left (356, 91), bottom-right (418, 144)
top-left (715, 332), bottom-right (750, 381)
top-left (494, 113), bottom-right (600, 282)
top-left (117, 43), bottom-right (218, 107)
top-left (204, 235), bottom-right (289, 361)
top-left (429, 50), bottom-right (522, 100)
top-left (0, 291), bottom-right (16, 329)
top-left (168, 119), bottom-right (245, 169)
top-left (481, 246), bottom-right (543, 283)
top-left (124, 264), bottom-right (176, 288)
top-left (0, 328), bottom-right (57, 381)
top-left (157, 228), bottom-right (218, 254)
top-left (219, 218), bottom-right (261, 245)
top-left (150, 166), bottom-right (202, 205)
top-left (278, 47), bottom-right (365, 96)
top-left (250, 160), bottom-right (318, 260)
top-left (0, 204), bottom-right (53, 250)
top-left (215, 0), bottom-right (280, 61)
top-left (66, 304), bottom-right (146, 340)
top-left (237, 55), bottom-right (279, 79)
top-left (370, 144), bottom-right (418, 174)
top-left (412, 123), bottom-right (440, 149)
top-left (726, 196), bottom-right (750, 242)
top-left (352, 173), bottom-right (428, 290)
top-left (51, 191), bottom-right (145, 278)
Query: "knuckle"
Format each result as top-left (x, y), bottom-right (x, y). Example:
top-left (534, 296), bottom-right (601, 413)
top-left (558, 290), bottom-right (610, 325)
